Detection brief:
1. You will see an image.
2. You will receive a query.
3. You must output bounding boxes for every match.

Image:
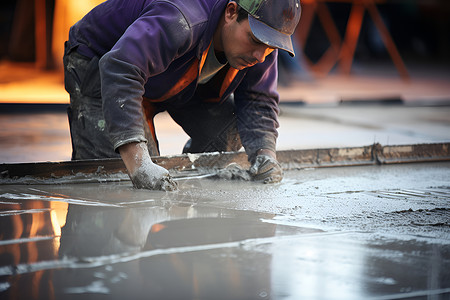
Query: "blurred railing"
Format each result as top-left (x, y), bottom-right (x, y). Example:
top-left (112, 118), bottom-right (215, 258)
top-left (295, 0), bottom-right (409, 80)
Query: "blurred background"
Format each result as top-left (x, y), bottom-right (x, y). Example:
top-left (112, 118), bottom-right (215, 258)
top-left (1, 0), bottom-right (450, 163)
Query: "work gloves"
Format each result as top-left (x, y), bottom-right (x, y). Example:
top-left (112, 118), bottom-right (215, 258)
top-left (121, 143), bottom-right (282, 189)
top-left (249, 153), bottom-right (283, 184)
top-left (120, 142), bottom-right (177, 191)
top-left (130, 161), bottom-right (177, 191)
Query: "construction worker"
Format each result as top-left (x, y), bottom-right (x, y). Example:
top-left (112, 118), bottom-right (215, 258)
top-left (63, 0), bottom-right (301, 191)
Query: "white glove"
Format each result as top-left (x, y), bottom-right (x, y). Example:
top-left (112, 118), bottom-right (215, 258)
top-left (130, 160), bottom-right (177, 191)
top-left (120, 142), bottom-right (177, 191)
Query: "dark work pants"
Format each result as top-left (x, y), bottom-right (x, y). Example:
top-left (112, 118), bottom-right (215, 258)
top-left (63, 45), bottom-right (241, 160)
top-left (167, 98), bottom-right (242, 154)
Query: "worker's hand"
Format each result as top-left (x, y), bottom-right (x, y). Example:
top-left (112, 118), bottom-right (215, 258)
top-left (119, 142), bottom-right (177, 191)
top-left (249, 149), bottom-right (283, 184)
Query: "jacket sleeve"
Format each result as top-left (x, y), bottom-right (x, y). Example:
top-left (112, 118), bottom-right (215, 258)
top-left (234, 50), bottom-right (280, 163)
top-left (99, 2), bottom-right (193, 151)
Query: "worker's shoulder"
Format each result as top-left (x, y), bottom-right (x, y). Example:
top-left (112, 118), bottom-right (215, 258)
top-left (153, 0), bottom-right (225, 27)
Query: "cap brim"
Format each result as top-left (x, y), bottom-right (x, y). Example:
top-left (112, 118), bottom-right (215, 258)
top-left (248, 15), bottom-right (295, 57)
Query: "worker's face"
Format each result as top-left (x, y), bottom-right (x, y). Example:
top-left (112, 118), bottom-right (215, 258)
top-left (221, 4), bottom-right (275, 70)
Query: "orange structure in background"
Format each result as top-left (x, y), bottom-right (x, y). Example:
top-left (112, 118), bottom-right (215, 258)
top-left (0, 0), bottom-right (105, 104)
top-left (34, 0), bottom-right (105, 69)
top-left (296, 0), bottom-right (409, 80)
top-left (33, 0), bottom-right (409, 79)
top-left (1, 0), bottom-right (417, 104)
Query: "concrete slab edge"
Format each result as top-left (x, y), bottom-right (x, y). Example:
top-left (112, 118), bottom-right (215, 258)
top-left (0, 143), bottom-right (449, 182)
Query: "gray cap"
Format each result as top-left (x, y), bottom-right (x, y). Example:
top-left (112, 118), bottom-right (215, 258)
top-left (235, 0), bottom-right (302, 57)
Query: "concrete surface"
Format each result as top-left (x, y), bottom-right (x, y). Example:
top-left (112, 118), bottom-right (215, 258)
top-left (277, 104), bottom-right (450, 150)
top-left (0, 162), bottom-right (449, 299)
top-left (277, 62), bottom-right (450, 105)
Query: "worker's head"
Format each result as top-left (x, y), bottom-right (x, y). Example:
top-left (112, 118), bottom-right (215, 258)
top-left (218, 0), bottom-right (301, 70)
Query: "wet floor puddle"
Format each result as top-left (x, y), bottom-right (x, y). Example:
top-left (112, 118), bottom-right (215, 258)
top-left (0, 173), bottom-right (449, 299)
top-left (0, 183), bottom-right (325, 299)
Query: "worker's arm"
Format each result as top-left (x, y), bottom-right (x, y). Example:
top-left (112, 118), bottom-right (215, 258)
top-left (234, 50), bottom-right (283, 183)
top-left (97, 4), bottom-right (191, 190)
top-left (119, 142), bottom-right (177, 191)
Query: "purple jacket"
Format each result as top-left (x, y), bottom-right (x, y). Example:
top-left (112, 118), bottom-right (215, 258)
top-left (67, 0), bottom-right (280, 160)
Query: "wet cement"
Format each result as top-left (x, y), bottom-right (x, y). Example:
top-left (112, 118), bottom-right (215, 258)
top-left (0, 162), bottom-right (449, 299)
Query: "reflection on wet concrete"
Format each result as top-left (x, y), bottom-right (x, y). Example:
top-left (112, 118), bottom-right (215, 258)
top-left (0, 112), bottom-right (72, 163)
top-left (0, 196), bottom-right (68, 299)
top-left (0, 162), bottom-right (449, 299)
